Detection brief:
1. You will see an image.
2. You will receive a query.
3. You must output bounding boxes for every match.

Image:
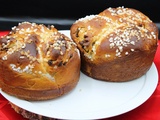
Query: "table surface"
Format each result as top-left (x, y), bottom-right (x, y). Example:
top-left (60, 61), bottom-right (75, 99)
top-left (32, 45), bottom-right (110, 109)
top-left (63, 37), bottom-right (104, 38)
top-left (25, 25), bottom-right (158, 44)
top-left (0, 31), bottom-right (160, 120)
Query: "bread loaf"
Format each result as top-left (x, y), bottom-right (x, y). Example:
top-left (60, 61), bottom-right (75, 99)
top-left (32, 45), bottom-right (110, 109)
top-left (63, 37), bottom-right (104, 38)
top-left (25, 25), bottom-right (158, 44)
top-left (0, 22), bottom-right (80, 100)
top-left (70, 6), bottom-right (158, 82)
top-left (10, 102), bottom-right (55, 120)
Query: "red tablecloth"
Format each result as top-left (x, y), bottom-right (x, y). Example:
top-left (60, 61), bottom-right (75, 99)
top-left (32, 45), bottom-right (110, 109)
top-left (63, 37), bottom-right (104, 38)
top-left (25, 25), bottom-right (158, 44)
top-left (0, 31), bottom-right (160, 120)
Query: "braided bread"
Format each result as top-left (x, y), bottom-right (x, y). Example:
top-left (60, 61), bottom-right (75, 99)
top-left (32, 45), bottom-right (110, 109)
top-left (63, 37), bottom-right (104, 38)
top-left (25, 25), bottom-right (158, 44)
top-left (0, 22), bottom-right (80, 100)
top-left (70, 7), bottom-right (158, 82)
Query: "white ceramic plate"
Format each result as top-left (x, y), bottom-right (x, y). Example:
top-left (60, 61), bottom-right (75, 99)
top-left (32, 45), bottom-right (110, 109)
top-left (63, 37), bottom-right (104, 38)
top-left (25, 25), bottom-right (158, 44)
top-left (0, 30), bottom-right (158, 119)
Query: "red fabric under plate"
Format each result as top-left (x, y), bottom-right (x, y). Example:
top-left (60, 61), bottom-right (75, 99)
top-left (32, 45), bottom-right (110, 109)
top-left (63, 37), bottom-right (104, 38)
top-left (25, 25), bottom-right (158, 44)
top-left (0, 31), bottom-right (160, 120)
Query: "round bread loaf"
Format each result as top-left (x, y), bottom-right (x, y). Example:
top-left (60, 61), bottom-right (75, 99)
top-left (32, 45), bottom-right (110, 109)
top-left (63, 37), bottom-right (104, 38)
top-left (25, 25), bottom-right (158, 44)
top-left (70, 6), bottom-right (158, 82)
top-left (0, 22), bottom-right (80, 100)
top-left (10, 102), bottom-right (55, 120)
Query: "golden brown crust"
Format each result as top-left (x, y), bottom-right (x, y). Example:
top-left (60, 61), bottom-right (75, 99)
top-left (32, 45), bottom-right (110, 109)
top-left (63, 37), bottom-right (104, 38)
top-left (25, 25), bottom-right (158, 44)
top-left (70, 6), bottom-right (158, 82)
top-left (0, 22), bottom-right (80, 100)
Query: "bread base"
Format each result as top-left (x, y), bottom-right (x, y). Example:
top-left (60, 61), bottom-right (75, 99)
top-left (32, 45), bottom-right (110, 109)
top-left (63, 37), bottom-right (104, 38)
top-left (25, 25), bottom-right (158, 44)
top-left (80, 50), bottom-right (156, 82)
top-left (0, 78), bottom-right (79, 101)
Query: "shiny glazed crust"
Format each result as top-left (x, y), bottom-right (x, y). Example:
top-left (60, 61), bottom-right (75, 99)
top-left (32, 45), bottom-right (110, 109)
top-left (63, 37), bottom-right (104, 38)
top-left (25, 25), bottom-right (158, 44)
top-left (0, 22), bottom-right (80, 100)
top-left (70, 7), bottom-right (158, 82)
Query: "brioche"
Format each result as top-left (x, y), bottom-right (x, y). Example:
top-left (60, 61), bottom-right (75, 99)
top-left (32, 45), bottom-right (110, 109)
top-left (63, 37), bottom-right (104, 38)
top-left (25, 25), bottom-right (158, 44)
top-left (70, 6), bottom-right (158, 82)
top-left (0, 22), bottom-right (80, 100)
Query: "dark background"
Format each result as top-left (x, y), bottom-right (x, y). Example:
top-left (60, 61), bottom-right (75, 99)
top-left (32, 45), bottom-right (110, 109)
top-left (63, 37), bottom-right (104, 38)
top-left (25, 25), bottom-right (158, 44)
top-left (0, 0), bottom-right (160, 38)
